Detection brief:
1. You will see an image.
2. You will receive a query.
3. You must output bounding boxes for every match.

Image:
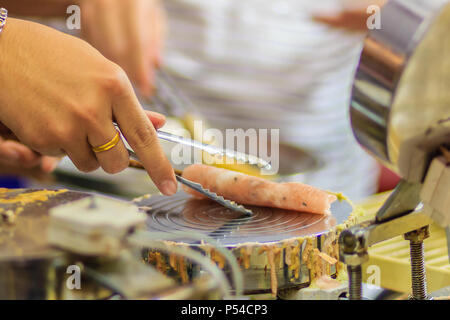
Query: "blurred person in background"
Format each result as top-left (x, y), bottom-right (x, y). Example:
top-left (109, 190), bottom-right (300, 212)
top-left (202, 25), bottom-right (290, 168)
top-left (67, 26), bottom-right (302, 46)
top-left (2, 0), bottom-right (392, 199)
top-left (160, 0), bottom-right (387, 200)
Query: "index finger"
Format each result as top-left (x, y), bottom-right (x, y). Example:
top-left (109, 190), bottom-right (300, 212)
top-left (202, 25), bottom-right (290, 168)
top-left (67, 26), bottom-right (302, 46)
top-left (112, 91), bottom-right (177, 196)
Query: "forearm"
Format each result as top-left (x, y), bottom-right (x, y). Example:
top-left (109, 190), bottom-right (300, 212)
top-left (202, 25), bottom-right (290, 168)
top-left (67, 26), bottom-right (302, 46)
top-left (2, 0), bottom-right (78, 17)
top-left (314, 0), bottom-right (388, 31)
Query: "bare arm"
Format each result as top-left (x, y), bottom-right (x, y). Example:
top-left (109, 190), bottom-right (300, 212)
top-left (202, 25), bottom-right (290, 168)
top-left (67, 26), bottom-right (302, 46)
top-left (314, 0), bottom-right (388, 31)
top-left (2, 0), bottom-right (74, 17)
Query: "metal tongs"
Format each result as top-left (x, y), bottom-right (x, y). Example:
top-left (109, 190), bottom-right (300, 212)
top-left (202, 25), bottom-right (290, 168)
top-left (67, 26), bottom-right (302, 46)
top-left (114, 71), bottom-right (270, 216)
top-left (117, 126), bottom-right (255, 216)
top-left (156, 130), bottom-right (271, 170)
top-left (127, 157), bottom-right (253, 217)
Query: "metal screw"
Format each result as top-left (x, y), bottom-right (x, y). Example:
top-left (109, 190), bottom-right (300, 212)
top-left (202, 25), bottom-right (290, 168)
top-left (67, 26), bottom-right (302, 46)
top-left (347, 265), bottom-right (362, 300)
top-left (409, 240), bottom-right (427, 300)
top-left (404, 226), bottom-right (430, 300)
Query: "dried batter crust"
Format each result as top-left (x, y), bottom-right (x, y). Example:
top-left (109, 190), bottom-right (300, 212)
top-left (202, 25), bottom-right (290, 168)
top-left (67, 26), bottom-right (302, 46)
top-left (0, 189), bottom-right (67, 225)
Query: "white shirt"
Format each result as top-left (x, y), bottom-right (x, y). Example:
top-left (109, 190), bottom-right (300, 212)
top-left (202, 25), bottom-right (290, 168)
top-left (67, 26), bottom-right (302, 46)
top-left (163, 0), bottom-right (380, 200)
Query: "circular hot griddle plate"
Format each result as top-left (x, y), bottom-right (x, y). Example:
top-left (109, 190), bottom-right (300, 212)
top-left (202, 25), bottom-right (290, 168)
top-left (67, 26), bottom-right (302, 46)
top-left (137, 191), bottom-right (353, 247)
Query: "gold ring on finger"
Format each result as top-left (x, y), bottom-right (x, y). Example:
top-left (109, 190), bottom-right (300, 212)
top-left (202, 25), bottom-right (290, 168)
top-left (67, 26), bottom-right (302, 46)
top-left (92, 130), bottom-right (121, 153)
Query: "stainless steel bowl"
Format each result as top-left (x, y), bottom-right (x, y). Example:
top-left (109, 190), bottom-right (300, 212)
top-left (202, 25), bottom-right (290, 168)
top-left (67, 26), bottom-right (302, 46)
top-left (350, 0), bottom-right (450, 181)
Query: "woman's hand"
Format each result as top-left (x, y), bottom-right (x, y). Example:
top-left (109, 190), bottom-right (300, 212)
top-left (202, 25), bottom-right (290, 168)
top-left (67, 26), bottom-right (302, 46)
top-left (0, 138), bottom-right (59, 173)
top-left (0, 18), bottom-right (177, 195)
top-left (80, 0), bottom-right (166, 98)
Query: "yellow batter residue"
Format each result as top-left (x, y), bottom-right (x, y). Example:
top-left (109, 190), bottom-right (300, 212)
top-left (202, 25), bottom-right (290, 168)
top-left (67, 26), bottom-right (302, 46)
top-left (202, 246), bottom-right (227, 269)
top-left (258, 245), bottom-right (282, 296)
top-left (285, 239), bottom-right (303, 280)
top-left (329, 192), bottom-right (346, 202)
top-left (0, 189), bottom-right (67, 206)
top-left (148, 251), bottom-right (166, 273)
top-left (0, 189), bottom-right (67, 225)
top-left (239, 246), bottom-right (253, 270)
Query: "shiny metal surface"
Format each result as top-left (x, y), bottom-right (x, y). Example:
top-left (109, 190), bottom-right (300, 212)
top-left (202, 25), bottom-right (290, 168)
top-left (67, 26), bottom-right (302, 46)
top-left (114, 122), bottom-right (272, 171)
top-left (0, 189), bottom-right (179, 300)
top-left (174, 175), bottom-right (253, 217)
top-left (0, 254), bottom-right (66, 299)
top-left (138, 192), bottom-right (352, 247)
top-left (0, 189), bottom-right (91, 299)
top-left (350, 0), bottom-right (450, 179)
top-left (341, 210), bottom-right (431, 253)
top-left (158, 130), bottom-right (272, 170)
top-left (0, 189), bottom-right (88, 262)
top-left (136, 192), bottom-right (352, 293)
top-left (339, 210), bottom-right (432, 300)
top-left (342, 1), bottom-right (450, 299)
top-left (375, 179), bottom-right (421, 222)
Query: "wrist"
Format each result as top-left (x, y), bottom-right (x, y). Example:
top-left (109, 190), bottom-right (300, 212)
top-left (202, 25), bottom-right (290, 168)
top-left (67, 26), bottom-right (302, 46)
top-left (0, 17), bottom-right (15, 63)
top-left (0, 18), bottom-right (24, 105)
top-left (0, 8), bottom-right (7, 34)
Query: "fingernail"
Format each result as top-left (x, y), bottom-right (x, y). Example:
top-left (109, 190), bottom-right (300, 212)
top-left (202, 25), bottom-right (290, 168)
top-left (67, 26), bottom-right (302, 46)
top-left (160, 180), bottom-right (178, 196)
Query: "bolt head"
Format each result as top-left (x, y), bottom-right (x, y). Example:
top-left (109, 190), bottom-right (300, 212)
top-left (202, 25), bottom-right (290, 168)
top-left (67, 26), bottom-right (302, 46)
top-left (404, 226), bottom-right (430, 242)
top-left (340, 230), bottom-right (357, 252)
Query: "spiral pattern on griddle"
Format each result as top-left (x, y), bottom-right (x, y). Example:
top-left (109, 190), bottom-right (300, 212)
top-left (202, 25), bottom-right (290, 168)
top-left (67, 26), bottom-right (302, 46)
top-left (137, 192), bottom-right (352, 247)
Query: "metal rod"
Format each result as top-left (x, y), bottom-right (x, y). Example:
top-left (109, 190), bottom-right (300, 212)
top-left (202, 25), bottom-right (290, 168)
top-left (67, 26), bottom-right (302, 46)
top-left (404, 226), bottom-right (429, 300)
top-left (347, 265), bottom-right (362, 300)
top-left (409, 240), bottom-right (428, 300)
